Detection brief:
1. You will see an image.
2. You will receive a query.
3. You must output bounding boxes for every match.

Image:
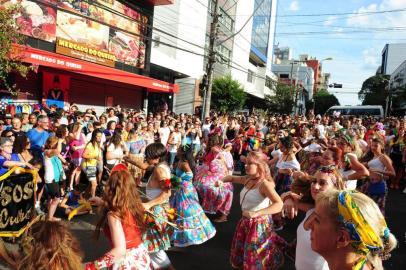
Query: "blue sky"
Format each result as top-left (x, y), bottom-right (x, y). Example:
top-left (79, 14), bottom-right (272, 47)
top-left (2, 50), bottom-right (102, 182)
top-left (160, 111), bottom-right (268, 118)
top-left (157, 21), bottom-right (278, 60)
top-left (274, 0), bottom-right (406, 105)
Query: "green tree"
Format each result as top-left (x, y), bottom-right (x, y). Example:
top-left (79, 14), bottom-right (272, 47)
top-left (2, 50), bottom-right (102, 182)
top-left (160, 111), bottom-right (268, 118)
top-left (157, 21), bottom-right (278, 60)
top-left (0, 4), bottom-right (31, 95)
top-left (313, 89), bottom-right (340, 115)
top-left (265, 83), bottom-right (295, 114)
top-left (358, 74), bottom-right (390, 107)
top-left (211, 75), bottom-right (246, 113)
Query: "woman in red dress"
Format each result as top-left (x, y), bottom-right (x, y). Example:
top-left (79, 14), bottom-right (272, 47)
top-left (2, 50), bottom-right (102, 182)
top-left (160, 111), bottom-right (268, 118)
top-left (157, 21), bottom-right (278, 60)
top-left (86, 170), bottom-right (152, 269)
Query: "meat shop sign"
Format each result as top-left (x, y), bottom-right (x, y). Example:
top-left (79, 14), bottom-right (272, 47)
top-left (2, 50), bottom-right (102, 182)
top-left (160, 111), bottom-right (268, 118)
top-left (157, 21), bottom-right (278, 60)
top-left (56, 38), bottom-right (116, 67)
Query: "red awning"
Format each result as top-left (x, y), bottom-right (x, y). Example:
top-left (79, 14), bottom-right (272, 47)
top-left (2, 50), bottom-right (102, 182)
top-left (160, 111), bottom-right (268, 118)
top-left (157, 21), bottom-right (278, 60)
top-left (14, 45), bottom-right (179, 93)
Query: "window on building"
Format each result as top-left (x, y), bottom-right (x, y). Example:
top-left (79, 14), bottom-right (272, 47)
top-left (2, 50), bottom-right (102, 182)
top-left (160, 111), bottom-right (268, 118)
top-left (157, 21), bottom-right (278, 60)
top-left (265, 76), bottom-right (273, 88)
top-left (219, 8), bottom-right (234, 32)
top-left (279, 74), bottom-right (289, 79)
top-left (247, 70), bottom-right (255, 83)
top-left (218, 45), bottom-right (232, 65)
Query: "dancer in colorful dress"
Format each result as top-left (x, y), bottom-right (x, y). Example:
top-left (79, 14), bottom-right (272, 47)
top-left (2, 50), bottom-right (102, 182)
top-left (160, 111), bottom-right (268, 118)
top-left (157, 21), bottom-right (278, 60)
top-left (194, 134), bottom-right (233, 223)
top-left (87, 170), bottom-right (152, 270)
top-left (124, 142), bottom-right (174, 270)
top-left (170, 144), bottom-right (216, 247)
top-left (218, 151), bottom-right (285, 269)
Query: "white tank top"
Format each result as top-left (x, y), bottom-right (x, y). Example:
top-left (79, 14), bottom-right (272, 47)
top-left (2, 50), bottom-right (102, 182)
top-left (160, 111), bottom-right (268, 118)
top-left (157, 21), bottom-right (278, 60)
top-left (276, 158), bottom-right (300, 171)
top-left (368, 156), bottom-right (385, 172)
top-left (271, 148), bottom-right (282, 159)
top-left (240, 184), bottom-right (271, 212)
top-left (296, 209), bottom-right (330, 270)
top-left (146, 163), bottom-right (171, 200)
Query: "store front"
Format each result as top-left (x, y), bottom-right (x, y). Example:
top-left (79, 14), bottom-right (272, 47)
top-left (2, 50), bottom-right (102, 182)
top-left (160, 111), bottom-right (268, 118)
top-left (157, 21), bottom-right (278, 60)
top-left (2, 0), bottom-right (177, 115)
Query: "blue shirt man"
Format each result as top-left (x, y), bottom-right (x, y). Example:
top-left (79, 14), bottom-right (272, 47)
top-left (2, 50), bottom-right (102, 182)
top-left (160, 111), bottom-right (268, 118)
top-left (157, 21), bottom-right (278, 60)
top-left (27, 115), bottom-right (50, 156)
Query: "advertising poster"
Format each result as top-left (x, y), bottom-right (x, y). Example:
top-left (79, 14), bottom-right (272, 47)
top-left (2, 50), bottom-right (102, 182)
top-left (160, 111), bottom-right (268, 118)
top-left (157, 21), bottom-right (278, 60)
top-left (2, 0), bottom-right (57, 42)
top-left (53, 0), bottom-right (147, 36)
top-left (56, 10), bottom-right (110, 51)
top-left (42, 71), bottom-right (70, 109)
top-left (109, 29), bottom-right (145, 68)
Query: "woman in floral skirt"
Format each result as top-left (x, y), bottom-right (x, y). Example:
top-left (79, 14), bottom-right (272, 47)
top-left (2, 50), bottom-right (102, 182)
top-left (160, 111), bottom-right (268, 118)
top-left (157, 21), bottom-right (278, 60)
top-left (194, 134), bottom-right (233, 222)
top-left (218, 151), bottom-right (285, 269)
top-left (124, 142), bottom-right (174, 270)
top-left (86, 170), bottom-right (152, 270)
top-left (170, 144), bottom-right (216, 246)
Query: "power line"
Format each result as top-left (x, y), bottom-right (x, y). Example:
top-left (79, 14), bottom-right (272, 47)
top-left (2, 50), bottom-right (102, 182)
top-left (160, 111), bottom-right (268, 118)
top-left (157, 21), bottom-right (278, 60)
top-left (195, 0), bottom-right (209, 9)
top-left (278, 21), bottom-right (406, 31)
top-left (238, 7), bottom-right (406, 17)
top-left (219, 0), bottom-right (266, 45)
top-left (275, 29), bottom-right (406, 36)
top-left (224, 0), bottom-right (239, 13)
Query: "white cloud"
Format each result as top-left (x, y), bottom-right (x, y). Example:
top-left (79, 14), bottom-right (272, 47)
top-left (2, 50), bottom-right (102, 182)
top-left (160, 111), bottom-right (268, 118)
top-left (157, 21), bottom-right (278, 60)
top-left (346, 4), bottom-right (378, 26)
top-left (362, 48), bottom-right (380, 68)
top-left (289, 1), bottom-right (299, 11)
top-left (323, 16), bottom-right (338, 26)
top-left (347, 0), bottom-right (406, 29)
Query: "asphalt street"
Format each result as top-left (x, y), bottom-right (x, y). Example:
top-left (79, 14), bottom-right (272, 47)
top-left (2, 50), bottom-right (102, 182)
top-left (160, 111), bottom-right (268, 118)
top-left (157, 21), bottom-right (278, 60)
top-left (72, 187), bottom-right (406, 270)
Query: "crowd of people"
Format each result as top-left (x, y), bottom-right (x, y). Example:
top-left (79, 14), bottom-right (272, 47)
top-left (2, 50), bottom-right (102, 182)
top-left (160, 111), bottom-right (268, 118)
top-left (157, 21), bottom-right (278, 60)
top-left (0, 103), bottom-right (404, 270)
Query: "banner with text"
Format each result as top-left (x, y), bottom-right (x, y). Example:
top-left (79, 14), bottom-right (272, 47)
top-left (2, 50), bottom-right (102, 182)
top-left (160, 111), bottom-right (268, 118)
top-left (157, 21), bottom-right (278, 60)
top-left (0, 173), bottom-right (35, 237)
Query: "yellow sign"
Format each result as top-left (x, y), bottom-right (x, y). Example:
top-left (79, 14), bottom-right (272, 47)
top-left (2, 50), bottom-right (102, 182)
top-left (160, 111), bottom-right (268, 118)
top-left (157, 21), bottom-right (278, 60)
top-left (56, 38), bottom-right (116, 67)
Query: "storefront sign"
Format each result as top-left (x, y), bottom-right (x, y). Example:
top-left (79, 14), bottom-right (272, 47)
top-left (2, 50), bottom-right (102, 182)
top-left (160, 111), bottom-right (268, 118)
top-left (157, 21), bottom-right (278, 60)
top-left (56, 38), bottom-right (116, 67)
top-left (17, 45), bottom-right (179, 93)
top-left (3, 0), bottom-right (57, 43)
top-left (0, 170), bottom-right (37, 238)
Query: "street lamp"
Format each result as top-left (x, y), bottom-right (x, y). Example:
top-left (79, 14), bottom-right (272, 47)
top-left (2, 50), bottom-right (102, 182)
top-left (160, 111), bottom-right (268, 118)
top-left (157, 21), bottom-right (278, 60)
top-left (321, 57), bottom-right (333, 61)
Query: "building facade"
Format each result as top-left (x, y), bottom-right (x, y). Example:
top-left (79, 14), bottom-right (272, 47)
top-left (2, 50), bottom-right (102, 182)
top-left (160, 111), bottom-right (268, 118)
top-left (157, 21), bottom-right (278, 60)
top-left (150, 0), bottom-right (208, 114)
top-left (230, 0), bottom-right (278, 108)
top-left (381, 43), bottom-right (406, 75)
top-left (318, 73), bottom-right (331, 92)
top-left (150, 0), bottom-right (279, 115)
top-left (274, 45), bottom-right (292, 63)
top-left (389, 60), bottom-right (406, 115)
top-left (2, 0), bottom-right (177, 115)
top-left (272, 61), bottom-right (315, 114)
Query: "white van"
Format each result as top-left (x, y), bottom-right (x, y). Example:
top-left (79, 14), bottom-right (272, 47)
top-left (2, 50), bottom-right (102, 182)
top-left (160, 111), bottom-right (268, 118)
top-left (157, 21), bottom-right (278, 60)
top-left (326, 105), bottom-right (384, 118)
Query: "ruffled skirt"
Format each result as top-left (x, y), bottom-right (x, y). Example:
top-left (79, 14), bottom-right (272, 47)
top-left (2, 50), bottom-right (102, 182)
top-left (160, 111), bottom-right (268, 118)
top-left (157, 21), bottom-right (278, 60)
top-left (170, 180), bottom-right (216, 247)
top-left (142, 204), bottom-right (172, 253)
top-left (230, 215), bottom-right (286, 270)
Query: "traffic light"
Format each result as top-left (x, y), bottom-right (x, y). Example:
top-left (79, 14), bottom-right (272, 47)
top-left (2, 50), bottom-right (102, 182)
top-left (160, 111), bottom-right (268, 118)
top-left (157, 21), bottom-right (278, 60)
top-left (329, 83), bottom-right (343, 88)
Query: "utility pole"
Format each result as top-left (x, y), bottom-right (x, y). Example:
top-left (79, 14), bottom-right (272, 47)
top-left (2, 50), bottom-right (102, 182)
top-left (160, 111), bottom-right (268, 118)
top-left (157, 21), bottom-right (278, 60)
top-left (202, 0), bottom-right (220, 118)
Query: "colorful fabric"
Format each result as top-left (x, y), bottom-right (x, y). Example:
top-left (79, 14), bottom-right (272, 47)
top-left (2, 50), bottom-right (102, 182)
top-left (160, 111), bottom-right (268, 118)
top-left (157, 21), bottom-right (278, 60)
top-left (230, 215), bottom-right (286, 270)
top-left (194, 158), bottom-right (233, 215)
top-left (112, 245), bottom-right (152, 270)
top-left (85, 245), bottom-right (152, 270)
top-left (170, 168), bottom-right (216, 247)
top-left (142, 204), bottom-right (172, 253)
top-left (337, 191), bottom-right (389, 270)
